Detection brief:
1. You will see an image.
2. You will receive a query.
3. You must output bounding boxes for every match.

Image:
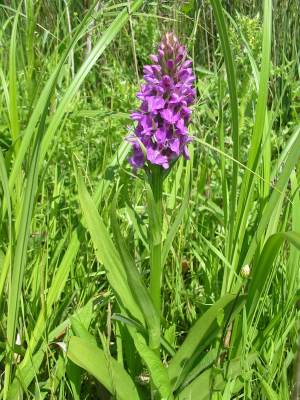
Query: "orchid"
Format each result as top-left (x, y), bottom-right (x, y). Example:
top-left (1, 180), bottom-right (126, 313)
top-left (128, 32), bottom-right (196, 170)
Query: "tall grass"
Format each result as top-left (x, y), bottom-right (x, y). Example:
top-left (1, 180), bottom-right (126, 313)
top-left (0, 0), bottom-right (299, 399)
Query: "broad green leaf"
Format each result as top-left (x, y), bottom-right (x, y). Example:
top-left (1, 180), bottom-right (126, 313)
top-left (134, 332), bottom-right (173, 400)
top-left (67, 336), bottom-right (139, 400)
top-left (67, 301), bottom-right (94, 400)
top-left (70, 316), bottom-right (97, 348)
top-left (9, 142), bottom-right (131, 397)
top-left (77, 174), bottom-right (144, 324)
top-left (110, 194), bottom-right (160, 350)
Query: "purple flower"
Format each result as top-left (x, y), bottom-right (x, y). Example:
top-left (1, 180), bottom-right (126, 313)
top-left (127, 32), bottom-right (195, 170)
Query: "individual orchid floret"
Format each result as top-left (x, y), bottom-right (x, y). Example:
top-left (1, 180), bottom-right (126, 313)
top-left (127, 32), bottom-right (196, 170)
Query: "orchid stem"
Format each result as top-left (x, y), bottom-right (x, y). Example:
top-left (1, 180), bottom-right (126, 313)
top-left (149, 167), bottom-right (163, 351)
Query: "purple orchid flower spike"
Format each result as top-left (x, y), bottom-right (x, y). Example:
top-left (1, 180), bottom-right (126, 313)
top-left (127, 32), bottom-right (196, 171)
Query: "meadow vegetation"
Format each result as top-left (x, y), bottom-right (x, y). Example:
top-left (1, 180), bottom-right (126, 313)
top-left (0, 0), bottom-right (300, 399)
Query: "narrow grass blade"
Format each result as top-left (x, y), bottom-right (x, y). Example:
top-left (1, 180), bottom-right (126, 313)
top-left (7, 5), bottom-right (97, 195)
top-left (0, 149), bottom-right (11, 236)
top-left (287, 171), bottom-right (300, 298)
top-left (162, 163), bottom-right (191, 266)
top-left (7, 143), bottom-right (130, 395)
top-left (210, 0), bottom-right (239, 257)
top-left (40, 0), bottom-right (143, 163)
top-left (8, 10), bottom-right (20, 153)
top-left (247, 231), bottom-right (300, 317)
top-left (243, 126), bottom-right (300, 266)
top-left (4, 107), bottom-right (48, 395)
top-left (231, 0), bottom-right (272, 279)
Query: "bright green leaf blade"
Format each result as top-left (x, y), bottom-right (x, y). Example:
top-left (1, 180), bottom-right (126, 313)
top-left (9, 142), bottom-right (130, 396)
top-left (231, 0), bottom-right (272, 280)
top-left (134, 332), bottom-right (173, 400)
top-left (67, 336), bottom-right (139, 400)
top-left (110, 194), bottom-right (160, 350)
top-left (210, 0), bottom-right (239, 256)
top-left (77, 174), bottom-right (144, 324)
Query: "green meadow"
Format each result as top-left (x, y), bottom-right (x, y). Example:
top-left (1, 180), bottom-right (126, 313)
top-left (0, 0), bottom-right (300, 398)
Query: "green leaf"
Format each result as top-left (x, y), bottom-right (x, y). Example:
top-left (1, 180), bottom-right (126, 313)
top-left (5, 56), bottom-right (49, 399)
top-left (168, 294), bottom-right (246, 390)
top-left (8, 300), bottom-right (93, 399)
top-left (8, 142), bottom-right (131, 398)
top-left (247, 231), bottom-right (300, 317)
top-left (230, 0), bottom-right (272, 282)
top-left (287, 171), bottom-right (300, 298)
top-left (67, 336), bottom-right (139, 400)
top-left (77, 174), bottom-right (144, 324)
top-left (176, 354), bottom-right (257, 400)
top-left (0, 149), bottom-right (11, 238)
top-left (8, 8), bottom-right (20, 153)
top-left (260, 378), bottom-right (280, 400)
top-left (210, 0), bottom-right (239, 257)
top-left (67, 301), bottom-right (94, 400)
top-left (40, 0), bottom-right (143, 163)
top-left (133, 332), bottom-right (173, 399)
top-left (243, 125), bottom-right (300, 267)
top-left (110, 194), bottom-right (160, 350)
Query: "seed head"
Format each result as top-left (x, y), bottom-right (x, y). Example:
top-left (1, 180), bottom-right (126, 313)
top-left (240, 264), bottom-right (251, 278)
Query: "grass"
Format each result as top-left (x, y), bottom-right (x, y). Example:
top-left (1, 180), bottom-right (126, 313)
top-left (0, 0), bottom-right (300, 399)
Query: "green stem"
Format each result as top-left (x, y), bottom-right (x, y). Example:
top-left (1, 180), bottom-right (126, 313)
top-left (149, 166), bottom-right (163, 337)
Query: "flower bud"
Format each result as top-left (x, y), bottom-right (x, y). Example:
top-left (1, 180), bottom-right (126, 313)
top-left (240, 264), bottom-right (251, 278)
